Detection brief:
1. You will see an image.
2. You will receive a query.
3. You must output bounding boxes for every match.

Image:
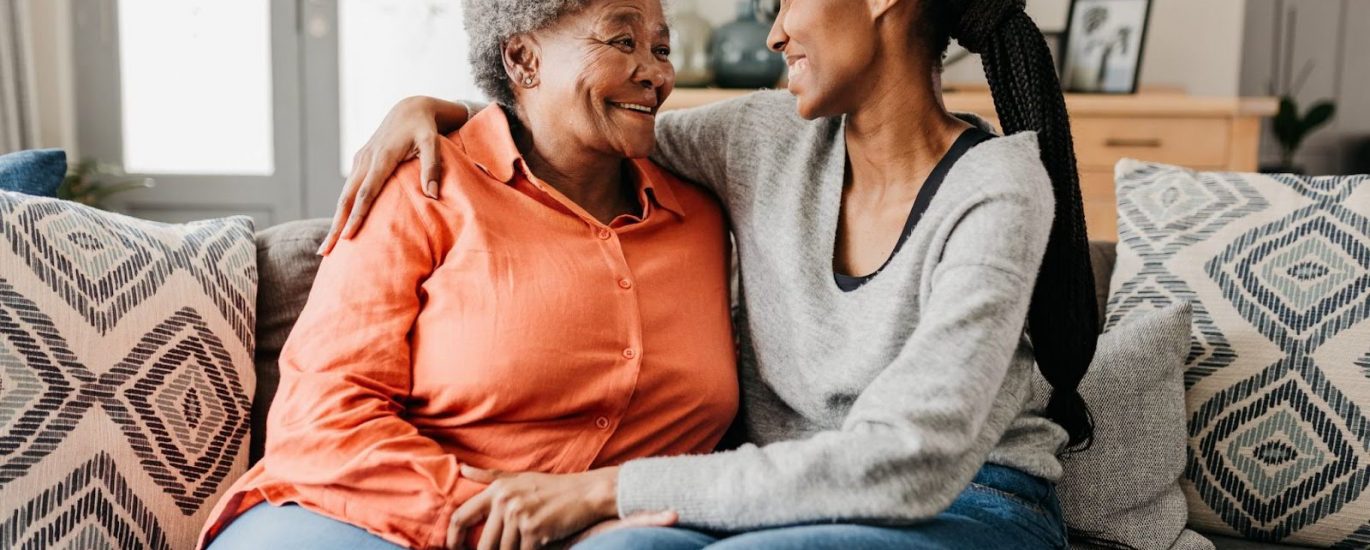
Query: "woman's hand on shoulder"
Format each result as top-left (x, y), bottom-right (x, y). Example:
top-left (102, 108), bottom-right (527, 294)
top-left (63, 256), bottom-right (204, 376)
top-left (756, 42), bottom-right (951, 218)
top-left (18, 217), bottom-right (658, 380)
top-left (319, 96), bottom-right (477, 255)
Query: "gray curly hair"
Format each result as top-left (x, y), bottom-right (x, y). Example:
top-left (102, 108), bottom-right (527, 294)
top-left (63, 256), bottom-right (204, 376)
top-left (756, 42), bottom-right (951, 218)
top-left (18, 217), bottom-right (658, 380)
top-left (464, 0), bottom-right (593, 107)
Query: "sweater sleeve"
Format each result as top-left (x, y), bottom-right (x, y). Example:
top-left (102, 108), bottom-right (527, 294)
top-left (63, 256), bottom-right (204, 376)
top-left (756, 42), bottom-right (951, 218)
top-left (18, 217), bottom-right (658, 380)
top-left (617, 185), bottom-right (1055, 530)
top-left (650, 94), bottom-right (753, 197)
top-left (258, 170), bottom-right (466, 550)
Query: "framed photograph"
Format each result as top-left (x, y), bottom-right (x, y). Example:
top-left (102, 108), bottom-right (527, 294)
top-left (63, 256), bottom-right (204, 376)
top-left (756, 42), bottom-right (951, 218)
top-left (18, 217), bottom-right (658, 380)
top-left (1060, 0), bottom-right (1152, 94)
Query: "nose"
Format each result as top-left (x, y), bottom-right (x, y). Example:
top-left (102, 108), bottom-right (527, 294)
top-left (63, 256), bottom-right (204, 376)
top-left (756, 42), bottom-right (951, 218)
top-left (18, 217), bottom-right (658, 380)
top-left (766, 2), bottom-right (789, 53)
top-left (634, 53), bottom-right (670, 90)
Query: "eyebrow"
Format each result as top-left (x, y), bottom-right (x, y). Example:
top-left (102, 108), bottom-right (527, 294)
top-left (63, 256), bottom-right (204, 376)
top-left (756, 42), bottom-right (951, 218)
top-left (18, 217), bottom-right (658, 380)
top-left (602, 11), bottom-right (671, 39)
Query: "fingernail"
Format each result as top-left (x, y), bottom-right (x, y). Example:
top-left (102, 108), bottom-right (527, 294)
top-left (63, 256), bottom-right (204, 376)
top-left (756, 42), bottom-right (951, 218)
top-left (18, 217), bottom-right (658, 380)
top-left (425, 180), bottom-right (438, 198)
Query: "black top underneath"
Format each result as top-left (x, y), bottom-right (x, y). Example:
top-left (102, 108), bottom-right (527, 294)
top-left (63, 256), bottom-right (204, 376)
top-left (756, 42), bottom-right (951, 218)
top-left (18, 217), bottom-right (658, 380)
top-left (835, 127), bottom-right (995, 292)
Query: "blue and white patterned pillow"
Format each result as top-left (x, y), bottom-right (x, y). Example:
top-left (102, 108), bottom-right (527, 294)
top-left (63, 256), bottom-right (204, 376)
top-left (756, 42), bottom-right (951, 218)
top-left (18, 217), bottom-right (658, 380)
top-left (0, 148), bottom-right (66, 197)
top-left (1106, 160), bottom-right (1370, 547)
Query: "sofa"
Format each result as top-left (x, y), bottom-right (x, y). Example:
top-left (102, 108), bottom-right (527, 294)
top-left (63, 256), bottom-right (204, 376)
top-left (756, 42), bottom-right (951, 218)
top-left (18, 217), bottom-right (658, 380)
top-left (238, 218), bottom-right (1307, 550)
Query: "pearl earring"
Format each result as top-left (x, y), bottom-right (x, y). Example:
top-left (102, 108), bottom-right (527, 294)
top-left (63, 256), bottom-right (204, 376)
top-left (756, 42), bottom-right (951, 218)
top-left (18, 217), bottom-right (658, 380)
top-left (523, 76), bottom-right (534, 87)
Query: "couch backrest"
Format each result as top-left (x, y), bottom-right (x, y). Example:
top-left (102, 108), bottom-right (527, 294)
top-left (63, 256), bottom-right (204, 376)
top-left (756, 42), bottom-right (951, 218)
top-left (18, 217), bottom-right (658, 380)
top-left (246, 218), bottom-right (1122, 462)
top-left (250, 218), bottom-right (330, 462)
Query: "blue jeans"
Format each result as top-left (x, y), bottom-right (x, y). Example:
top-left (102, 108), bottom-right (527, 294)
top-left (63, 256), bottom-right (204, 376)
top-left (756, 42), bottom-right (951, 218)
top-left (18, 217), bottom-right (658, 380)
top-left (574, 464), bottom-right (1068, 550)
top-left (206, 502), bottom-right (405, 550)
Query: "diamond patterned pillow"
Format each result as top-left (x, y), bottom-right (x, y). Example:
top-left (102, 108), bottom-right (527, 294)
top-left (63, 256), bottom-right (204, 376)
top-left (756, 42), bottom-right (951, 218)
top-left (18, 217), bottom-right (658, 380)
top-left (0, 190), bottom-right (257, 549)
top-left (1106, 160), bottom-right (1370, 547)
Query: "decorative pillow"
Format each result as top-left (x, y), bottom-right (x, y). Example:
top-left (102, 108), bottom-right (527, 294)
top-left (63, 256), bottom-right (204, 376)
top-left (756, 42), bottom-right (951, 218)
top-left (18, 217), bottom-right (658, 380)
top-left (1107, 160), bottom-right (1370, 547)
top-left (1036, 303), bottom-right (1213, 550)
top-left (0, 148), bottom-right (66, 197)
top-left (0, 190), bottom-right (257, 549)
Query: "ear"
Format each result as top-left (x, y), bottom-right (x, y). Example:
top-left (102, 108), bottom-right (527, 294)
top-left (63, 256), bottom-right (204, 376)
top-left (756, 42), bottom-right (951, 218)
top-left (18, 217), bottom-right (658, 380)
top-left (502, 33), bottom-right (541, 88)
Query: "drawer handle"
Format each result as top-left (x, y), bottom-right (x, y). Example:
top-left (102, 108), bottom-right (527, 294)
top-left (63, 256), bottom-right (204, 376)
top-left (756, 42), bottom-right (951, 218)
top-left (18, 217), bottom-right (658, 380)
top-left (1105, 137), bottom-right (1163, 148)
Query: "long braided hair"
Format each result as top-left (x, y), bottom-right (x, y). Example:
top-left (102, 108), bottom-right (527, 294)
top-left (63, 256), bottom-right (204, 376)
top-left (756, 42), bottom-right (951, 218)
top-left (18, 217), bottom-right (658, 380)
top-left (927, 0), bottom-right (1100, 451)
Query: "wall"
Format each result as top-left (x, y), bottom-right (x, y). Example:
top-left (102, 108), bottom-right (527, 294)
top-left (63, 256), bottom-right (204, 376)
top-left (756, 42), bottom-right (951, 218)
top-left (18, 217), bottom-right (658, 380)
top-left (22, 0), bottom-right (76, 154)
top-left (1240, 0), bottom-right (1369, 175)
top-left (691, 0), bottom-right (1248, 97)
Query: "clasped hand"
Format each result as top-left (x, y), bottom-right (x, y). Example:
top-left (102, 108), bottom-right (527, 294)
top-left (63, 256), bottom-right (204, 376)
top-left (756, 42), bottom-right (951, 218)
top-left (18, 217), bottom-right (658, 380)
top-left (446, 465), bottom-right (676, 550)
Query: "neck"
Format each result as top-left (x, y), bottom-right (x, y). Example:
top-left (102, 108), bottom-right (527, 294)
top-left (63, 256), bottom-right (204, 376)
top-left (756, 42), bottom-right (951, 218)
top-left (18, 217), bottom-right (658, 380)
top-left (514, 115), bottom-right (627, 214)
top-left (844, 60), bottom-right (970, 192)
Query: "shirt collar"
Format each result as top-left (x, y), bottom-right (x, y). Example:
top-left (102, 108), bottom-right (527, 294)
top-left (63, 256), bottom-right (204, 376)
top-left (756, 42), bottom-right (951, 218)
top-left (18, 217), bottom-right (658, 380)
top-left (458, 106), bottom-right (685, 218)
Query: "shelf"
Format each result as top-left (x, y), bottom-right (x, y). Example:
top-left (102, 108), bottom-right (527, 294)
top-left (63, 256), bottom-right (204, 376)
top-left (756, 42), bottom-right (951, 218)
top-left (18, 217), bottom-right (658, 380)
top-left (662, 87), bottom-right (1279, 118)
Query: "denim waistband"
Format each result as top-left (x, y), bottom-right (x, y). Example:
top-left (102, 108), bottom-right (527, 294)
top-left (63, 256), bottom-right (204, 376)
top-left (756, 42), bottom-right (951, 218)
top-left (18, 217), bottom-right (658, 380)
top-left (969, 463), bottom-right (1054, 503)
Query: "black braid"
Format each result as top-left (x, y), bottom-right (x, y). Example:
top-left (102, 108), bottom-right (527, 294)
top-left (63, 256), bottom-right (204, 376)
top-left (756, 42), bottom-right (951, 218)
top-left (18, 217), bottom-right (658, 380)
top-left (934, 0), bottom-right (1100, 452)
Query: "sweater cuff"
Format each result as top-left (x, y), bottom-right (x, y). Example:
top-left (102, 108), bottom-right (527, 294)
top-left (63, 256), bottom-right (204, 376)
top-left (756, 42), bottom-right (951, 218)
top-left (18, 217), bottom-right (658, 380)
top-left (618, 454), bottom-right (728, 528)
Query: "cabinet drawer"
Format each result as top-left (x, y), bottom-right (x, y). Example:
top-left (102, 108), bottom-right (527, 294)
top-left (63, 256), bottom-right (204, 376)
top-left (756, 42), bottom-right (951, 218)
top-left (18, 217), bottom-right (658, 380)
top-left (1072, 117), bottom-right (1231, 170)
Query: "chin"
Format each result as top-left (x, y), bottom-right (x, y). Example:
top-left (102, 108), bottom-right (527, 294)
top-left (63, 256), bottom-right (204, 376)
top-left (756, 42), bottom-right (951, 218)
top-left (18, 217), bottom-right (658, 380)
top-left (793, 94), bottom-right (830, 121)
top-left (790, 87), bottom-right (838, 120)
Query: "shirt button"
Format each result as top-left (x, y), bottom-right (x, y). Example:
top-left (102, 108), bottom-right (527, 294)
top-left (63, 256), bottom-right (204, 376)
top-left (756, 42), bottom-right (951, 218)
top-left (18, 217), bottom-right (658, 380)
top-left (618, 279), bottom-right (633, 290)
top-left (595, 417), bottom-right (611, 429)
top-left (597, 229), bottom-right (612, 240)
top-left (622, 348), bottom-right (637, 359)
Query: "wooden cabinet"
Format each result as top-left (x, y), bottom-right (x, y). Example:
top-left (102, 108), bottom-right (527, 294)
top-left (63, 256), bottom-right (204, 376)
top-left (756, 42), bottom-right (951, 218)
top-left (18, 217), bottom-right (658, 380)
top-left (662, 89), bottom-right (1278, 240)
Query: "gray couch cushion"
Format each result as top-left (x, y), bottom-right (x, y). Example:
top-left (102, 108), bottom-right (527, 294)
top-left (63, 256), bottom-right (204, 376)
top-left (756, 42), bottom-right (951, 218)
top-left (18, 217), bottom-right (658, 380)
top-left (1036, 303), bottom-right (1211, 550)
top-left (249, 218), bottom-right (329, 463)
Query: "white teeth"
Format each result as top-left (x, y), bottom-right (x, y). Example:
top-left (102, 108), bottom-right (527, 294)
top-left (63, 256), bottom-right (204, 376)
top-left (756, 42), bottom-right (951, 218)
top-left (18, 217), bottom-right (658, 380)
top-left (613, 102), bottom-right (654, 114)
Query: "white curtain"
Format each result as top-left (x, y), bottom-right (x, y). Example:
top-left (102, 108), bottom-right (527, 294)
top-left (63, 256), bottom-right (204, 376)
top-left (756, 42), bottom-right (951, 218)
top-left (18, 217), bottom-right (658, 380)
top-left (0, 0), bottom-right (37, 153)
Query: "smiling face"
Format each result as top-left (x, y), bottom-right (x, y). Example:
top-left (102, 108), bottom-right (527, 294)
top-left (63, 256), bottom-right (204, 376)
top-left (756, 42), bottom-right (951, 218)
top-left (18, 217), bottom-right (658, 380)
top-left (767, 0), bottom-right (937, 120)
top-left (510, 0), bottom-right (674, 159)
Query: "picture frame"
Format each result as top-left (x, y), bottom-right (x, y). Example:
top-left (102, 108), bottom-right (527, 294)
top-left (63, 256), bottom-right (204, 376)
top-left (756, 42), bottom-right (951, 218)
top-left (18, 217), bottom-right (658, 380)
top-left (1060, 0), bottom-right (1153, 94)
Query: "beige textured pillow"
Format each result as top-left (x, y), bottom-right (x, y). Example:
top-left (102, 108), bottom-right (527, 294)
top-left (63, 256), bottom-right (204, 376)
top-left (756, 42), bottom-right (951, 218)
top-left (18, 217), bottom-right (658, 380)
top-left (0, 191), bottom-right (256, 549)
top-left (1035, 303), bottom-right (1212, 550)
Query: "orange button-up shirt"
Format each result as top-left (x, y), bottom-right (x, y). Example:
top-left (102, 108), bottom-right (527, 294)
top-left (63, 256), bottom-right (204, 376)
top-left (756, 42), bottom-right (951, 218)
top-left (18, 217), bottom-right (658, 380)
top-left (200, 107), bottom-right (739, 550)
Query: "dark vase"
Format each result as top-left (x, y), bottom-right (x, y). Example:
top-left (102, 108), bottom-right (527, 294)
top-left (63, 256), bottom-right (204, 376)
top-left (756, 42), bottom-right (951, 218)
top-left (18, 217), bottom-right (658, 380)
top-left (709, 0), bottom-right (786, 89)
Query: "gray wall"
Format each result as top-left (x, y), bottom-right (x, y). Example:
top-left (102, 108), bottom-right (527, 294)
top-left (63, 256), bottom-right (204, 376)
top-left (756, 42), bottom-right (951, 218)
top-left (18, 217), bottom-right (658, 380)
top-left (1241, 0), bottom-right (1369, 175)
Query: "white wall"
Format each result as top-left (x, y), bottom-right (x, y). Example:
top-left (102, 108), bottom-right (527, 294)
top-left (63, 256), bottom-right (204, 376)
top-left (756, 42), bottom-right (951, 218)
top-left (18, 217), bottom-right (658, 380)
top-left (689, 0), bottom-right (1248, 97)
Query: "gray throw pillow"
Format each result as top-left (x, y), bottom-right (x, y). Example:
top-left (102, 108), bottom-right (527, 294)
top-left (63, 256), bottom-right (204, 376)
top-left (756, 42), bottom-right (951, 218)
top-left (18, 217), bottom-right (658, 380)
top-left (1035, 302), bottom-right (1212, 550)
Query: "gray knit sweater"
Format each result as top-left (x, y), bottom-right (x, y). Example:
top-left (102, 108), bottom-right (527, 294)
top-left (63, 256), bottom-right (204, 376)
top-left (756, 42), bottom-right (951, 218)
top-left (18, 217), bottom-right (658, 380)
top-left (617, 91), bottom-right (1069, 530)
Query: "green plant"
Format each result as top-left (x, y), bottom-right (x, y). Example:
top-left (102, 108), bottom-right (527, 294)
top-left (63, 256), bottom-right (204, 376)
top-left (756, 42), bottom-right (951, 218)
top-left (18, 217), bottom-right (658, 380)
top-left (1264, 5), bottom-right (1337, 172)
top-left (58, 159), bottom-right (153, 209)
top-left (1273, 96), bottom-right (1336, 170)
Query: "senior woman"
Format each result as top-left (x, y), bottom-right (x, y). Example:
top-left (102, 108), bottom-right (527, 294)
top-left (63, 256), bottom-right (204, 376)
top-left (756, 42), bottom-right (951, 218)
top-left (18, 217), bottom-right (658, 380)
top-left (326, 0), bottom-right (1107, 549)
top-left (196, 1), bottom-right (739, 549)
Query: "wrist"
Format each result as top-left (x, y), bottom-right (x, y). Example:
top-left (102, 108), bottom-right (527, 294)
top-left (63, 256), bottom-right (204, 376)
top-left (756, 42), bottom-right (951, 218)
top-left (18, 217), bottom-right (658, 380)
top-left (590, 467), bottom-right (620, 519)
